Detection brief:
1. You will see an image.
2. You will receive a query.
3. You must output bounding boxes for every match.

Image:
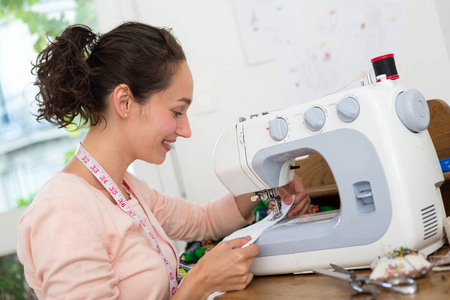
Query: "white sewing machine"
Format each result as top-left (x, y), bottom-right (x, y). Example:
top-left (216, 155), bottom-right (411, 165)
top-left (213, 54), bottom-right (446, 275)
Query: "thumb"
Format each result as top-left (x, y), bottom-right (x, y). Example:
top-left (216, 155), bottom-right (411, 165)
top-left (225, 236), bottom-right (252, 249)
top-left (282, 195), bottom-right (294, 205)
top-left (277, 186), bottom-right (293, 205)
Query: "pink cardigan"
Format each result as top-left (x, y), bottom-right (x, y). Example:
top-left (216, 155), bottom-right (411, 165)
top-left (17, 172), bottom-right (250, 299)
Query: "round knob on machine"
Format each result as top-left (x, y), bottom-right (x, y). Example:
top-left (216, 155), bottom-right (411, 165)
top-left (268, 117), bottom-right (289, 141)
top-left (304, 106), bottom-right (326, 132)
top-left (395, 89), bottom-right (430, 132)
top-left (336, 97), bottom-right (360, 123)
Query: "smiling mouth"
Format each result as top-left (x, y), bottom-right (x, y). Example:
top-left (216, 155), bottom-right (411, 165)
top-left (162, 140), bottom-right (174, 150)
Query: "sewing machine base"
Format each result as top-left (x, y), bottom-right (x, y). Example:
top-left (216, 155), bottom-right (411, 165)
top-left (250, 210), bottom-right (447, 276)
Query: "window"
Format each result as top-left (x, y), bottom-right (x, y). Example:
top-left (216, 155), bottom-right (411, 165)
top-left (0, 0), bottom-right (98, 213)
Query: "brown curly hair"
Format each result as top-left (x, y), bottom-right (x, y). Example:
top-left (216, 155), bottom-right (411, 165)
top-left (32, 22), bottom-right (186, 129)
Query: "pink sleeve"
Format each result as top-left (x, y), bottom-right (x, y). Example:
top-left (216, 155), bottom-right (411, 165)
top-left (129, 175), bottom-right (253, 241)
top-left (157, 192), bottom-right (253, 241)
top-left (17, 197), bottom-right (119, 299)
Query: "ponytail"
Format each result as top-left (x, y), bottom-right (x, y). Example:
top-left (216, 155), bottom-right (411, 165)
top-left (32, 22), bottom-right (186, 130)
top-left (33, 25), bottom-right (101, 129)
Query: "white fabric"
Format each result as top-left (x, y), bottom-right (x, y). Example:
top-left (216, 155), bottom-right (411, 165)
top-left (207, 200), bottom-right (293, 299)
top-left (223, 200), bottom-right (293, 247)
top-left (206, 291), bottom-right (226, 299)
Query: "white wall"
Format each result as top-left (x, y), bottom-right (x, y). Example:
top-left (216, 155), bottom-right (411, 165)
top-left (435, 0), bottom-right (450, 63)
top-left (93, 0), bottom-right (450, 205)
top-left (402, 0), bottom-right (450, 102)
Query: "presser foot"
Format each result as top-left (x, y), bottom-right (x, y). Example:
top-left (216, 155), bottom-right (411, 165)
top-left (269, 198), bottom-right (283, 220)
top-left (251, 188), bottom-right (284, 220)
top-left (269, 213), bottom-right (283, 221)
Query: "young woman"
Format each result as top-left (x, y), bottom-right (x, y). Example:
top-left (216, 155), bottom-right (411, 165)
top-left (17, 22), bottom-right (311, 299)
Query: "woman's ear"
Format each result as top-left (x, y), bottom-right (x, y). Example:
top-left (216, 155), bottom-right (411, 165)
top-left (112, 84), bottom-right (133, 118)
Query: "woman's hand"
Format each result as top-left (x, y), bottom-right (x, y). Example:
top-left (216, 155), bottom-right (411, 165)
top-left (175, 236), bottom-right (259, 299)
top-left (276, 174), bottom-right (311, 217)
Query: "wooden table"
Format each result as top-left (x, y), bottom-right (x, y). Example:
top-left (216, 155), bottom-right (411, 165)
top-left (218, 246), bottom-right (450, 299)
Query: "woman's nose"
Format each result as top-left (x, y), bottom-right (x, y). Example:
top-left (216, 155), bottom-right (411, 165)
top-left (176, 116), bottom-right (191, 138)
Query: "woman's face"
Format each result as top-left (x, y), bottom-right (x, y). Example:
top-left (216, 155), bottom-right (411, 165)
top-left (128, 61), bottom-right (193, 164)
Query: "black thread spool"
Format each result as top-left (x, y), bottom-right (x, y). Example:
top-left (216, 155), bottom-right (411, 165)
top-left (371, 54), bottom-right (399, 80)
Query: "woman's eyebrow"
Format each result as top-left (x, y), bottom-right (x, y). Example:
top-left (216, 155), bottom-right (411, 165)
top-left (178, 98), bottom-right (192, 105)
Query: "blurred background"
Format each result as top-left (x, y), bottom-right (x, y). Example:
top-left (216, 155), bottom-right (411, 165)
top-left (1, 0), bottom-right (449, 298)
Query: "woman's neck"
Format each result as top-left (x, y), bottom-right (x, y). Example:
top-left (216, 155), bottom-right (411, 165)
top-left (62, 127), bottom-right (133, 202)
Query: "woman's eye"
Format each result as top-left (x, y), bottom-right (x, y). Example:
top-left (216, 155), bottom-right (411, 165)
top-left (173, 111), bottom-right (183, 117)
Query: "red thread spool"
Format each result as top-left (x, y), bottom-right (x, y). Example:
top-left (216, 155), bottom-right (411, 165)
top-left (371, 54), bottom-right (399, 80)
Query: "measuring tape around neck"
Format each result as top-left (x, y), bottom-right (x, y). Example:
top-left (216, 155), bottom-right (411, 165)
top-left (75, 143), bottom-right (178, 297)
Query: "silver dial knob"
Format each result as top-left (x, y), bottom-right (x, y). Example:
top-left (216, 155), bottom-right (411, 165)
top-left (395, 89), bottom-right (429, 132)
top-left (304, 106), bottom-right (326, 131)
top-left (269, 117), bottom-right (288, 141)
top-left (337, 97), bottom-right (360, 123)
